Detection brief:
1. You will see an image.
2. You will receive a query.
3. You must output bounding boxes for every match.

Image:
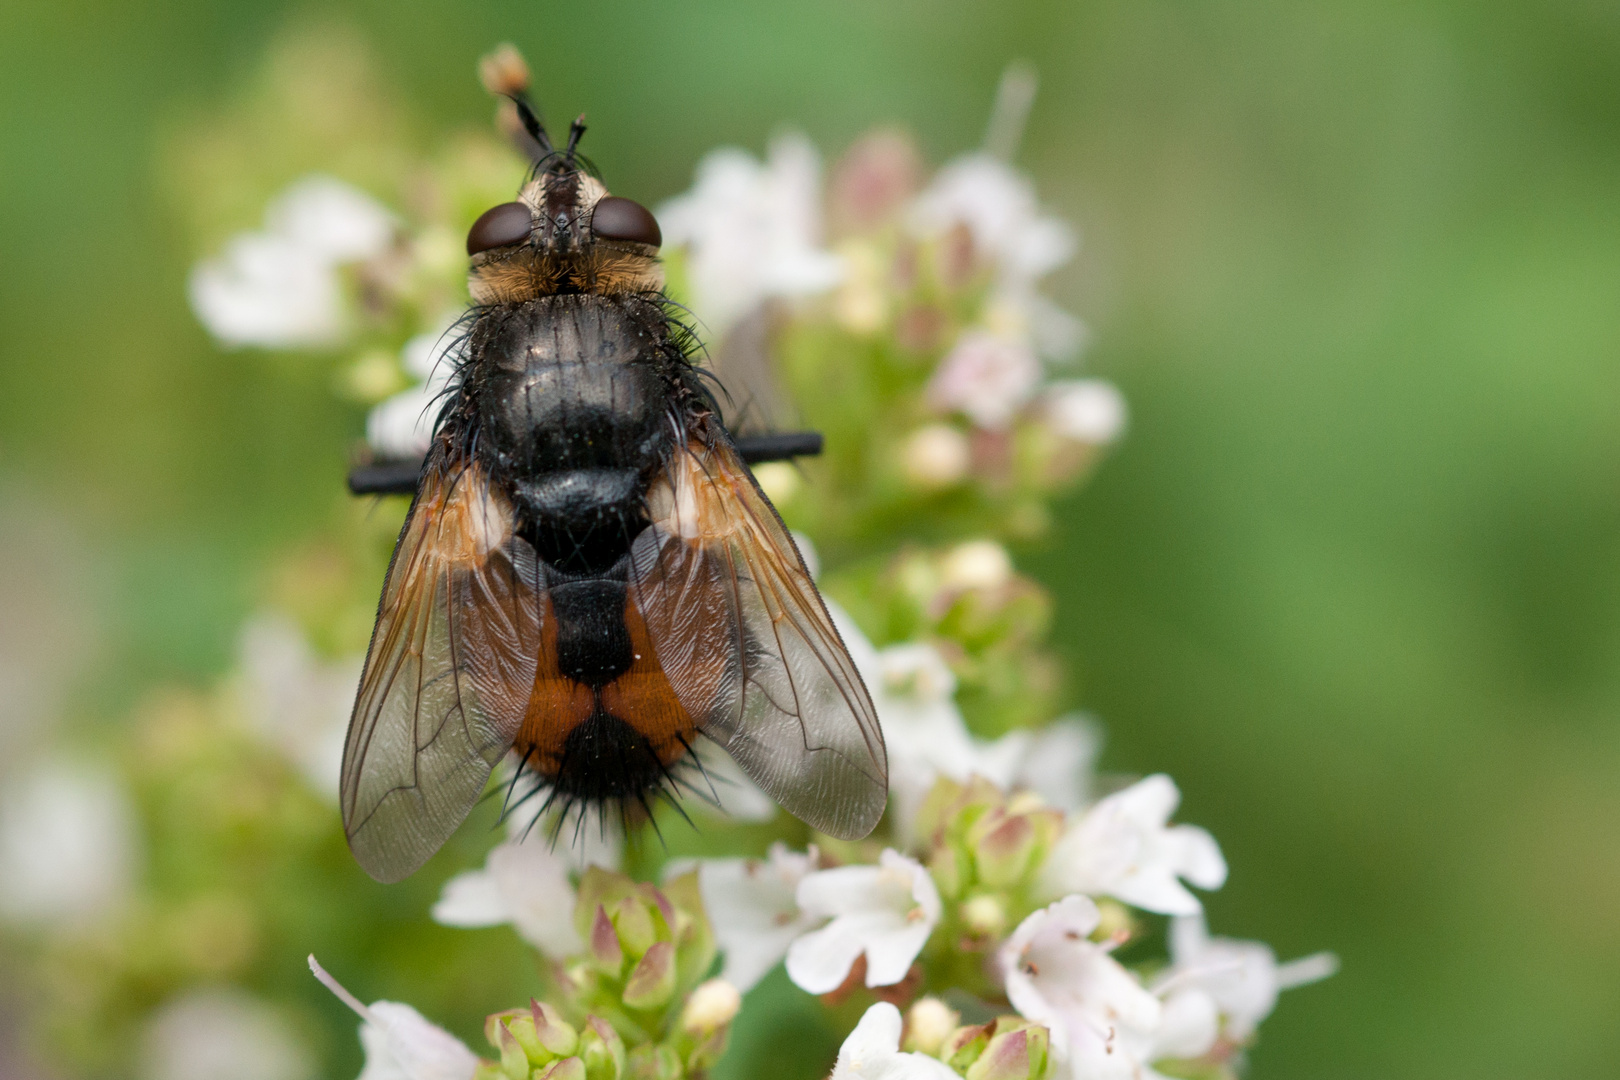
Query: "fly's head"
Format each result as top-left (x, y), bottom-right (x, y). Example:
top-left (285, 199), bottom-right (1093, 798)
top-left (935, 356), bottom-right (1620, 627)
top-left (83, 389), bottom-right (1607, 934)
top-left (467, 140), bottom-right (664, 305)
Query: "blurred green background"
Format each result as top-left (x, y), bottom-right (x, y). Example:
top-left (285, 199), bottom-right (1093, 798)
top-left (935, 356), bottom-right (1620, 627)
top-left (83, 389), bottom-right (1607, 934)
top-left (2, 0), bottom-right (1617, 1076)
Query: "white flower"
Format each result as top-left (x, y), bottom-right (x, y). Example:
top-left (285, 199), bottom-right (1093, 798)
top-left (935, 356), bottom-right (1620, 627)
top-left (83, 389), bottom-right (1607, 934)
top-left (310, 956), bottom-right (479, 1080)
top-left (265, 175), bottom-right (398, 263)
top-left (658, 133), bottom-right (844, 337)
top-left (926, 330), bottom-right (1041, 430)
top-left (236, 613), bottom-right (361, 797)
top-left (1157, 913), bottom-right (1338, 1043)
top-left (1038, 774), bottom-right (1227, 916)
top-left (139, 988), bottom-right (314, 1080)
top-left (828, 601), bottom-right (1093, 834)
top-left (695, 843), bottom-right (820, 993)
top-left (830, 1002), bottom-right (959, 1080)
top-left (1000, 895), bottom-right (1161, 1080)
top-left (190, 234), bottom-right (345, 348)
top-left (190, 175), bottom-right (396, 349)
top-left (0, 759), bottom-right (137, 925)
top-left (986, 714), bottom-right (1103, 814)
top-left (785, 849), bottom-right (941, 994)
top-left (1041, 380), bottom-right (1127, 445)
top-left (910, 154), bottom-right (1075, 289)
top-left (432, 838), bottom-right (583, 956)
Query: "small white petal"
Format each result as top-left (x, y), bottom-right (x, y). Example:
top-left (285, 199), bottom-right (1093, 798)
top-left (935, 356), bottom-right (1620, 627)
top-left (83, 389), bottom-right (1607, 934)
top-left (1154, 988), bottom-right (1219, 1061)
top-left (1275, 951), bottom-right (1340, 990)
top-left (266, 175), bottom-right (397, 263)
top-left (359, 1002), bottom-right (478, 1080)
top-left (787, 851), bottom-right (939, 994)
top-left (831, 1003), bottom-right (960, 1080)
top-left (699, 844), bottom-right (818, 992)
top-left (189, 234), bottom-right (344, 349)
top-left (430, 869), bottom-right (511, 928)
top-left (1038, 774), bottom-right (1225, 916)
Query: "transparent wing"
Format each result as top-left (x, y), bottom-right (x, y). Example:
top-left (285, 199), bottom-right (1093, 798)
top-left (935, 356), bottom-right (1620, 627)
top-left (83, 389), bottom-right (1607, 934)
top-left (628, 429), bottom-right (887, 841)
top-left (342, 454), bottom-right (543, 882)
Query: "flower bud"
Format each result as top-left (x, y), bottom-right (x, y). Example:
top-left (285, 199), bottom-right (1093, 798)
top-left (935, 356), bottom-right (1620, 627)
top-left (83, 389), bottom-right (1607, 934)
top-left (611, 895), bottom-right (659, 960)
top-left (680, 979), bottom-right (741, 1035)
top-left (941, 1022), bottom-right (991, 1072)
top-left (901, 424), bottom-right (971, 489)
top-left (624, 1043), bottom-right (682, 1080)
top-left (577, 1016), bottom-right (625, 1080)
top-left (964, 1020), bottom-right (1049, 1080)
top-left (960, 893), bottom-right (1008, 939)
top-left (535, 1058), bottom-right (586, 1080)
top-left (621, 941), bottom-right (677, 1011)
top-left (589, 906), bottom-right (625, 976)
top-left (903, 997), bottom-right (958, 1056)
top-left (493, 1017), bottom-right (531, 1080)
top-left (529, 1001), bottom-right (579, 1060)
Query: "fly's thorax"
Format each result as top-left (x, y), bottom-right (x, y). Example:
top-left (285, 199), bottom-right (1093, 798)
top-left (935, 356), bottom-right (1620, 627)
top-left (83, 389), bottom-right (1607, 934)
top-left (467, 169), bottom-right (664, 304)
top-left (468, 294), bottom-right (674, 476)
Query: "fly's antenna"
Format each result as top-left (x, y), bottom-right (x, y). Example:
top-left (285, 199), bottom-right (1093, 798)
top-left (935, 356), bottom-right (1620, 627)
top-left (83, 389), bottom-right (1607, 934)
top-left (565, 113), bottom-right (587, 158)
top-left (479, 43), bottom-right (553, 160)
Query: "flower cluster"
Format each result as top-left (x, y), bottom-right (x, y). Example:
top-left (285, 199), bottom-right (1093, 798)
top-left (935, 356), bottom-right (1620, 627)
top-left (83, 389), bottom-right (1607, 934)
top-left (0, 34), bottom-right (1333, 1080)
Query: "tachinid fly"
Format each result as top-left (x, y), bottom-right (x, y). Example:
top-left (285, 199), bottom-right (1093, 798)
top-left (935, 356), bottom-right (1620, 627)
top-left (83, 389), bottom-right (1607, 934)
top-left (340, 52), bottom-right (887, 882)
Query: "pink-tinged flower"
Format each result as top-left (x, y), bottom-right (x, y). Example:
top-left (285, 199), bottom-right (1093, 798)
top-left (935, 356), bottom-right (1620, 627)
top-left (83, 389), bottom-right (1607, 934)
top-left (658, 133), bottom-right (844, 337)
top-left (926, 331), bottom-right (1041, 430)
top-left (695, 843), bottom-right (821, 992)
top-left (189, 175), bottom-right (396, 349)
top-left (1038, 774), bottom-right (1227, 916)
top-left (1156, 913), bottom-right (1338, 1042)
top-left (309, 957), bottom-right (479, 1080)
top-left (999, 896), bottom-right (1161, 1080)
top-left (785, 850), bottom-right (942, 994)
top-left (830, 1003), bottom-right (959, 1080)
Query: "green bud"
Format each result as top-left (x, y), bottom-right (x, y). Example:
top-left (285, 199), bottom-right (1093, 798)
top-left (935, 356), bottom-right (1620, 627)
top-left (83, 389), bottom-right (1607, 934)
top-left (495, 1018), bottom-right (532, 1080)
top-left (530, 1001), bottom-right (579, 1059)
top-left (621, 941), bottom-right (677, 1011)
top-left (473, 1063), bottom-right (507, 1080)
top-left (660, 871), bottom-right (716, 993)
top-left (624, 1044), bottom-right (682, 1080)
top-left (590, 905), bottom-right (625, 976)
top-left (928, 843), bottom-right (964, 900)
top-left (612, 895), bottom-right (658, 960)
top-left (502, 1014), bottom-right (556, 1068)
top-left (575, 868), bottom-right (638, 941)
top-left (942, 1023), bottom-right (991, 1073)
top-left (578, 1016), bottom-right (626, 1080)
top-left (969, 809), bottom-right (1035, 887)
top-left (964, 1020), bottom-right (1050, 1080)
top-left (535, 1058), bottom-right (586, 1080)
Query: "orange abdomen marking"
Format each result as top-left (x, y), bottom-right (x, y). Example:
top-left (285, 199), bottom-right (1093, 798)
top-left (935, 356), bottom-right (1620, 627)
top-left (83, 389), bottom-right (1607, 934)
top-left (515, 587), bottom-right (699, 800)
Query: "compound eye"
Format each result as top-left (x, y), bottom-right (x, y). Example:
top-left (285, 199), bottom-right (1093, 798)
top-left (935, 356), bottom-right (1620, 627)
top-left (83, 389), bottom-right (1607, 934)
top-left (590, 196), bottom-right (661, 247)
top-left (466, 202), bottom-right (533, 255)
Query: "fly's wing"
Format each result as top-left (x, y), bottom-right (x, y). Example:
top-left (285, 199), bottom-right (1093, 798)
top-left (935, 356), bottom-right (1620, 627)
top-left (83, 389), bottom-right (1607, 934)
top-left (342, 454), bottom-right (542, 882)
top-left (628, 429), bottom-right (887, 840)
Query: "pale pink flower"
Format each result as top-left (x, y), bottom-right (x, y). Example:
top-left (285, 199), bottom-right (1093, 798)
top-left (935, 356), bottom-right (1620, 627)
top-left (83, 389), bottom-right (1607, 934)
top-left (785, 850), bottom-right (941, 993)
